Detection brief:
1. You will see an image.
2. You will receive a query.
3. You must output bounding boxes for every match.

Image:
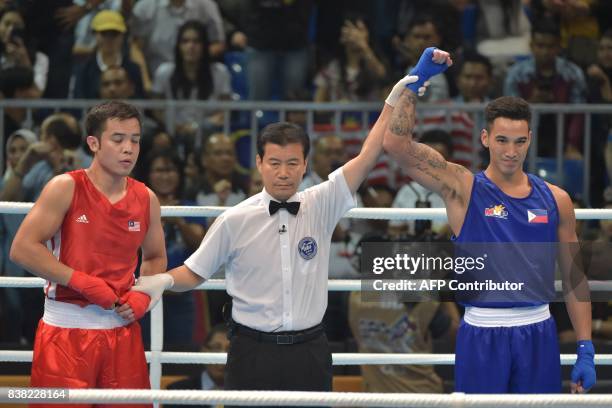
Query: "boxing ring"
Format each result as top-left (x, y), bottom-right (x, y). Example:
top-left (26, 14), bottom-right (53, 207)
top-left (1, 203), bottom-right (612, 406)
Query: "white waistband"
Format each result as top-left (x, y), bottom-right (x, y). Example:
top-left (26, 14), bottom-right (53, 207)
top-left (464, 304), bottom-right (550, 327)
top-left (43, 298), bottom-right (128, 329)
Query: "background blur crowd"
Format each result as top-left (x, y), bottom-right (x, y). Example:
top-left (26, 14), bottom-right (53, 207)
top-left (1, 0), bottom-right (612, 394)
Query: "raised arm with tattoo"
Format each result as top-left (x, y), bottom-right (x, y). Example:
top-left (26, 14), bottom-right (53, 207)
top-left (342, 73), bottom-right (426, 193)
top-left (382, 48), bottom-right (472, 235)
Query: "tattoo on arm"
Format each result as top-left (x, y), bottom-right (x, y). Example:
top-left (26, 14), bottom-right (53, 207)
top-left (411, 143), bottom-right (461, 201)
top-left (387, 90), bottom-right (464, 202)
top-left (412, 143), bottom-right (447, 170)
top-left (410, 144), bottom-right (447, 176)
top-left (388, 91), bottom-right (417, 137)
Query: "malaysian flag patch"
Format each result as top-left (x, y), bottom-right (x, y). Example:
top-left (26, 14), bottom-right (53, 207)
top-left (527, 209), bottom-right (548, 223)
top-left (128, 220), bottom-right (141, 231)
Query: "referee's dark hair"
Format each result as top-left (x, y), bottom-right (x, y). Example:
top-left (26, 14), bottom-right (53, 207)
top-left (257, 122), bottom-right (310, 159)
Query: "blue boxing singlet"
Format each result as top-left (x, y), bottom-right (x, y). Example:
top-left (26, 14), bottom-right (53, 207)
top-left (453, 171), bottom-right (563, 393)
top-left (453, 171), bottom-right (559, 307)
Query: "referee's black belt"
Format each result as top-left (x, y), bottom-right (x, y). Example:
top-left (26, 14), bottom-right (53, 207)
top-left (232, 322), bottom-right (324, 345)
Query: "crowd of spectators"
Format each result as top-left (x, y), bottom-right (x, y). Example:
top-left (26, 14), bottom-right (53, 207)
top-left (1, 0), bottom-right (612, 393)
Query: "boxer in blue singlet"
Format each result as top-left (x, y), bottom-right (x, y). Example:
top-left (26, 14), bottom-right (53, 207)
top-left (382, 66), bottom-right (596, 394)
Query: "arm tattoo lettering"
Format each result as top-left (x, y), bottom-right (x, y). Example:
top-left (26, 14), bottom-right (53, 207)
top-left (388, 91), bottom-right (417, 137)
top-left (455, 165), bottom-right (469, 174)
top-left (387, 90), bottom-right (463, 202)
top-left (411, 143), bottom-right (447, 171)
top-left (412, 144), bottom-right (461, 200)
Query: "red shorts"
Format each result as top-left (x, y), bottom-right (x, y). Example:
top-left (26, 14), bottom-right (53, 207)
top-left (30, 320), bottom-right (151, 408)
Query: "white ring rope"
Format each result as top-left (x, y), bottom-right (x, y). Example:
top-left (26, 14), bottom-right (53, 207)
top-left (1, 388), bottom-right (612, 407)
top-left (1, 202), bottom-right (611, 220)
top-left (3, 350), bottom-right (612, 365)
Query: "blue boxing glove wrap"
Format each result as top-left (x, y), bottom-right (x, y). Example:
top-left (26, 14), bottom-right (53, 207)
top-left (407, 47), bottom-right (450, 93)
top-left (571, 340), bottom-right (596, 391)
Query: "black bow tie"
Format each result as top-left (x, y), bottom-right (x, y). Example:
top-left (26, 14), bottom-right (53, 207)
top-left (269, 200), bottom-right (300, 216)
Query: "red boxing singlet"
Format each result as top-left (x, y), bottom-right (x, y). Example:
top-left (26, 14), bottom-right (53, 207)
top-left (46, 169), bottom-right (150, 306)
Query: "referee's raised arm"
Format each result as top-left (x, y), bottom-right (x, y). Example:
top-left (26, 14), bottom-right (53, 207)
top-left (342, 103), bottom-right (393, 194)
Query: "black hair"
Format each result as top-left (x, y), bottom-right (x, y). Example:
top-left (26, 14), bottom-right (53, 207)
top-left (531, 17), bottom-right (561, 39)
top-left (171, 20), bottom-right (213, 100)
top-left (485, 96), bottom-right (531, 129)
top-left (459, 50), bottom-right (493, 77)
top-left (85, 100), bottom-right (142, 139)
top-left (257, 122), bottom-right (310, 159)
top-left (45, 116), bottom-right (81, 150)
top-left (420, 129), bottom-right (454, 156)
top-left (0, 66), bottom-right (33, 97)
top-left (407, 13), bottom-right (442, 40)
top-left (141, 126), bottom-right (174, 155)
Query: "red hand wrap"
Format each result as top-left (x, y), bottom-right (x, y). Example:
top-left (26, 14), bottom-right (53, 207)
top-left (67, 270), bottom-right (118, 309)
top-left (119, 291), bottom-right (151, 320)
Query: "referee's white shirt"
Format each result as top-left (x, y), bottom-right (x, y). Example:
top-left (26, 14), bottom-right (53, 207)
top-left (185, 167), bottom-right (356, 332)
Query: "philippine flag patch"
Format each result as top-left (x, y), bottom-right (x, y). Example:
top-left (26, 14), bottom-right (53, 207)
top-left (527, 209), bottom-right (548, 224)
top-left (128, 220), bottom-right (141, 231)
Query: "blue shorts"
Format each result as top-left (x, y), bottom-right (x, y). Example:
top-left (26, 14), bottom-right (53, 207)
top-left (455, 316), bottom-right (561, 393)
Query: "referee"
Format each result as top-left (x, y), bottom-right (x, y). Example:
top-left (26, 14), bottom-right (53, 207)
top-left (132, 49), bottom-right (452, 393)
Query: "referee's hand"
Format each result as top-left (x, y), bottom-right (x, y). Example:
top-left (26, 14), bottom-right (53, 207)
top-left (132, 273), bottom-right (175, 311)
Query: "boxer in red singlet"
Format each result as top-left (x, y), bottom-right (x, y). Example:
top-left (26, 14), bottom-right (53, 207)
top-left (10, 101), bottom-right (167, 408)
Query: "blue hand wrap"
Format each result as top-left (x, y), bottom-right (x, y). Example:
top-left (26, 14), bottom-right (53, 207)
top-left (407, 47), bottom-right (449, 93)
top-left (571, 340), bottom-right (596, 390)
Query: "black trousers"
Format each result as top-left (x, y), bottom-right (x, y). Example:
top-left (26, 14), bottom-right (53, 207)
top-left (225, 330), bottom-right (333, 393)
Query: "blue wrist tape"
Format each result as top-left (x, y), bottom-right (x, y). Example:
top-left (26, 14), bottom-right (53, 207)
top-left (571, 340), bottom-right (596, 390)
top-left (407, 47), bottom-right (449, 93)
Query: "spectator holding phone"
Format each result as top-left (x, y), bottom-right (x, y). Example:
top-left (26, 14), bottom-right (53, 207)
top-left (0, 5), bottom-right (49, 92)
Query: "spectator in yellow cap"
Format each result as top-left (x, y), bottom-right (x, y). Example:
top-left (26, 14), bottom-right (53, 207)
top-left (90, 9), bottom-right (126, 33)
top-left (71, 10), bottom-right (145, 99)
